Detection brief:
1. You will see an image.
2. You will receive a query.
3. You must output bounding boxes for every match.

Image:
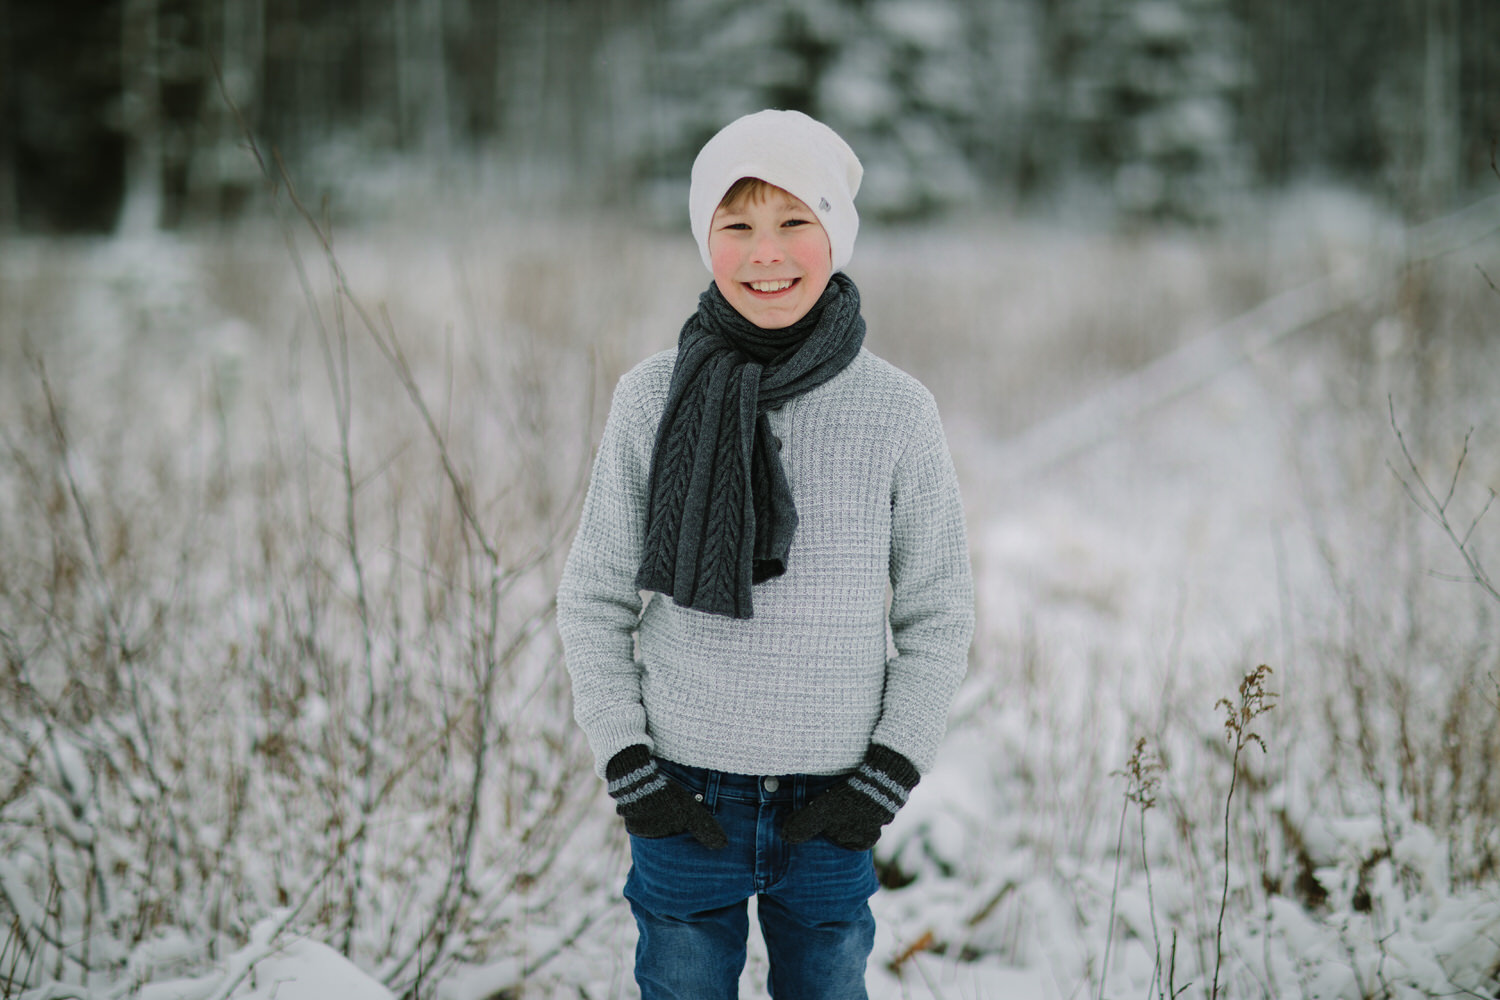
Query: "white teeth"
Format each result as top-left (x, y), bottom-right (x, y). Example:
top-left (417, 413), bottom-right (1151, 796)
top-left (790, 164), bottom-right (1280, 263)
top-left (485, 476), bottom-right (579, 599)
top-left (749, 279), bottom-right (794, 292)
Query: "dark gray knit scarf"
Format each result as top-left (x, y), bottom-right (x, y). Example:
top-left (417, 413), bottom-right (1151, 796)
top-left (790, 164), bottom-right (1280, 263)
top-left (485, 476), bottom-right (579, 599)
top-left (636, 271), bottom-right (865, 618)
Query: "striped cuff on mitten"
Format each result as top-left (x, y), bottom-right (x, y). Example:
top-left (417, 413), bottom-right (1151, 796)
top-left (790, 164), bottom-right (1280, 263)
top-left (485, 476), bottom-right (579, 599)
top-left (605, 745), bottom-right (667, 809)
top-left (849, 744), bottom-right (920, 823)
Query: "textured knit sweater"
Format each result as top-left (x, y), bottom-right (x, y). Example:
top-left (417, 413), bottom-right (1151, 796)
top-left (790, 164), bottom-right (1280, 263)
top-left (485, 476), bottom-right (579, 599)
top-left (558, 347), bottom-right (974, 779)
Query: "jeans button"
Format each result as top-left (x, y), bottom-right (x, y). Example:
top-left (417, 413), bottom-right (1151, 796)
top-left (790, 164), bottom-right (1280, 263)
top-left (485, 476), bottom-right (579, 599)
top-left (763, 776), bottom-right (780, 792)
top-left (694, 793), bottom-right (704, 802)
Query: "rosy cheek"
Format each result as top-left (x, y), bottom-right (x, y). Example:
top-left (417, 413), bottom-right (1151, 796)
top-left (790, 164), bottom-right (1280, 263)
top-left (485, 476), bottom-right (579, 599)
top-left (794, 230), bottom-right (831, 268)
top-left (709, 248), bottom-right (740, 301)
top-left (709, 240), bottom-right (737, 276)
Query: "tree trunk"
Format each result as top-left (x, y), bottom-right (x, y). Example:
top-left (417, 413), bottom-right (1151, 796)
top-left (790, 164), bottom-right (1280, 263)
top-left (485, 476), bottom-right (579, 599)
top-left (0, 0), bottom-right (14, 230)
top-left (394, 0), bottom-right (449, 152)
top-left (118, 0), bottom-right (164, 234)
top-left (423, 0), bottom-right (449, 154)
top-left (1419, 0), bottom-right (1460, 213)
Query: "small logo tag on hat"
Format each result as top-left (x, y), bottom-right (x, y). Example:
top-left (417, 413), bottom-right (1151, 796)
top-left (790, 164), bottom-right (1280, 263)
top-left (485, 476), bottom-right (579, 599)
top-left (818, 197), bottom-right (831, 213)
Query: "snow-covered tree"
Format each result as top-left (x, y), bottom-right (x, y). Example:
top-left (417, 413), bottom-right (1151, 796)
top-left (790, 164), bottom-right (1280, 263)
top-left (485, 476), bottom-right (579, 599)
top-left (1059, 0), bottom-right (1251, 224)
top-left (634, 0), bottom-right (990, 220)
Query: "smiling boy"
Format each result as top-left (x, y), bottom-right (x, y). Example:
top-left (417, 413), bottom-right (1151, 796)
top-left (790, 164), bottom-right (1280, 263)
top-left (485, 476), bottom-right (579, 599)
top-left (557, 109), bottom-right (974, 998)
top-left (708, 177), bottom-right (833, 330)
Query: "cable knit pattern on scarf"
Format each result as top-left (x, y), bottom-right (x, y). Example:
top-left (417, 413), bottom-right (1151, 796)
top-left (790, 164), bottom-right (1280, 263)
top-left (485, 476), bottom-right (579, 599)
top-left (636, 273), bottom-right (865, 619)
top-left (558, 346), bottom-right (975, 779)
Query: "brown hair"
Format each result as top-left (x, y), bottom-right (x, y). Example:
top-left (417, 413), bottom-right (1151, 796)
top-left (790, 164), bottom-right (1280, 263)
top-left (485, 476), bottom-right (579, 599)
top-left (717, 176), bottom-right (784, 212)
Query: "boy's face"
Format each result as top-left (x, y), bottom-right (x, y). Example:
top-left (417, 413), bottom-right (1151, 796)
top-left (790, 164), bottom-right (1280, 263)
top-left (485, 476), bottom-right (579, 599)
top-left (708, 185), bottom-right (833, 330)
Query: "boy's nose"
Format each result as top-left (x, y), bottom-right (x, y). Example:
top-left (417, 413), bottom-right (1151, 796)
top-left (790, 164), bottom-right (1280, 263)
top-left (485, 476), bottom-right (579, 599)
top-left (751, 234), bottom-right (784, 264)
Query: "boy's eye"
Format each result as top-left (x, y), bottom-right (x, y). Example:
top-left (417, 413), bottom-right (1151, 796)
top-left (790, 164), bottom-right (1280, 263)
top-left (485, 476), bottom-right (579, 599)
top-left (722, 222), bottom-right (751, 231)
top-left (782, 218), bottom-right (810, 227)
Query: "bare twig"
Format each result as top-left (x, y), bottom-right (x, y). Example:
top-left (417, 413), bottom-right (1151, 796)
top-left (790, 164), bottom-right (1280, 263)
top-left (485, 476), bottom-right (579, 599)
top-left (1387, 398), bottom-right (1500, 605)
top-left (1478, 264), bottom-right (1499, 296)
top-left (271, 162), bottom-right (499, 567)
top-left (1433, 948), bottom-right (1499, 999)
top-left (34, 358), bottom-right (145, 743)
top-left (1166, 930), bottom-right (1189, 999)
top-left (302, 193), bottom-right (384, 959)
top-left (1098, 791), bottom-right (1129, 1000)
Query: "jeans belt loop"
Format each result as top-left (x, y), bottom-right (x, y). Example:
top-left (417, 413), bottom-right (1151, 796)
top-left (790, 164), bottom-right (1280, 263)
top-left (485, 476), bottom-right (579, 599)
top-left (794, 773), bottom-right (808, 809)
top-left (705, 768), bottom-right (721, 809)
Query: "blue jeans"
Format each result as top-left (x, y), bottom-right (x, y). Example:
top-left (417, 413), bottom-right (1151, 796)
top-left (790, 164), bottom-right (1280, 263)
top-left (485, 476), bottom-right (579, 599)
top-left (624, 757), bottom-right (879, 999)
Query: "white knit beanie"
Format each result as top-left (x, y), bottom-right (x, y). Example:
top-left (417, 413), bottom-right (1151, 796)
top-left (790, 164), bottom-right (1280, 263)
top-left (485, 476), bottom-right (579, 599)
top-left (689, 109), bottom-right (864, 274)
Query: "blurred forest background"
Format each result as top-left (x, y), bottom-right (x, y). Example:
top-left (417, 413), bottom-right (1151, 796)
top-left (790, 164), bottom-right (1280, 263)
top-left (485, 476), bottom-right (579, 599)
top-left (3, 2), bottom-right (1500, 997)
top-left (3, 0), bottom-right (1498, 236)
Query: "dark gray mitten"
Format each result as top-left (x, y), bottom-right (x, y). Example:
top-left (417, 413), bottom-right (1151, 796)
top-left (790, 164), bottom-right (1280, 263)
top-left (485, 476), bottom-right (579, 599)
top-left (782, 744), bottom-right (919, 851)
top-left (605, 745), bottom-right (728, 849)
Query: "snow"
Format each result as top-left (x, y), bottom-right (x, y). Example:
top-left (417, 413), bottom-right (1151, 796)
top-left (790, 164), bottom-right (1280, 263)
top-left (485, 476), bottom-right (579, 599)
top-left (132, 921), bottom-right (394, 1000)
top-left (2, 186), bottom-right (1498, 998)
top-left (872, 1), bottom-right (964, 50)
top-left (233, 937), bottom-right (394, 1000)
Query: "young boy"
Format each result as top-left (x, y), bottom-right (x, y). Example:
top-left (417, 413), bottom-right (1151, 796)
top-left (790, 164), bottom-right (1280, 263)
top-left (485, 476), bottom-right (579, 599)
top-left (557, 109), bottom-right (974, 998)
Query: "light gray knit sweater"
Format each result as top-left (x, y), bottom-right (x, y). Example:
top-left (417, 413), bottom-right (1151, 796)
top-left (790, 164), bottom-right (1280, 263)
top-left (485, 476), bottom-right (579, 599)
top-left (558, 346), bottom-right (974, 779)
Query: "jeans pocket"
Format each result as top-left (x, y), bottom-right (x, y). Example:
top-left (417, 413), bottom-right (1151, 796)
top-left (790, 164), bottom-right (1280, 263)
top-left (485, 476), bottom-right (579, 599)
top-left (655, 757), bottom-right (713, 809)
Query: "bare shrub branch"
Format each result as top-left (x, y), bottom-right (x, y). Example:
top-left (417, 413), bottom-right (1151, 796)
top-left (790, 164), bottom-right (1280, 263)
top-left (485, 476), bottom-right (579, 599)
top-left (0, 52), bottom-right (596, 1000)
top-left (1387, 398), bottom-right (1499, 605)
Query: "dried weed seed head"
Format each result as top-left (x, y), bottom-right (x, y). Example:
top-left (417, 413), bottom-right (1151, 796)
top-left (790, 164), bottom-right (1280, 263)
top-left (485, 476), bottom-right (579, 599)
top-left (1216, 663), bottom-right (1277, 754)
top-left (1118, 736), bottom-right (1164, 810)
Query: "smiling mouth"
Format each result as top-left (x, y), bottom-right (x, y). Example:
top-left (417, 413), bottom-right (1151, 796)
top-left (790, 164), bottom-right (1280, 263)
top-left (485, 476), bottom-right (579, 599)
top-left (745, 278), bottom-right (798, 294)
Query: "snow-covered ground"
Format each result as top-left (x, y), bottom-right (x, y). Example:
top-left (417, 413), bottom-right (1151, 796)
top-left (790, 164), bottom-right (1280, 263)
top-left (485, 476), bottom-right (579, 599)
top-left (1, 187), bottom-right (1498, 999)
